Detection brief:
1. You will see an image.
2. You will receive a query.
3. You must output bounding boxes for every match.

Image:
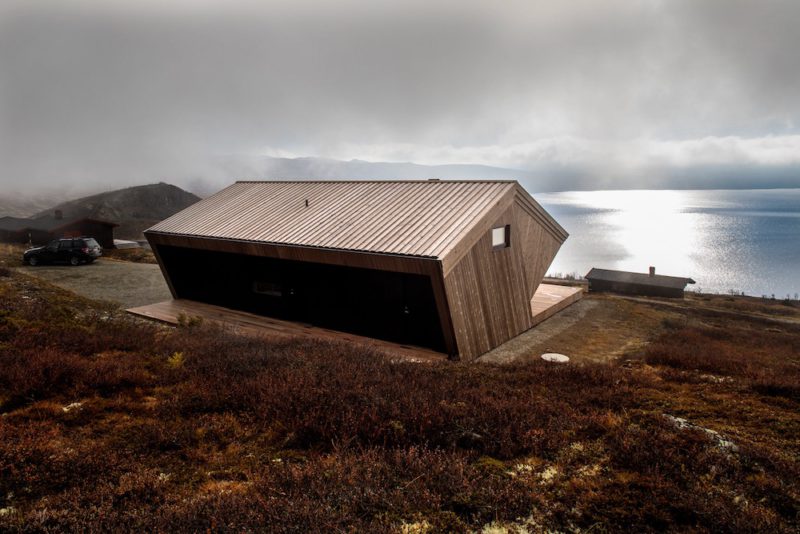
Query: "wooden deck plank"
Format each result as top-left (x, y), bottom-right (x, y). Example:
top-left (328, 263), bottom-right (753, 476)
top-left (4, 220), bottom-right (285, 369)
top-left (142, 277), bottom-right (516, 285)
top-left (126, 299), bottom-right (448, 362)
top-left (530, 283), bottom-right (583, 326)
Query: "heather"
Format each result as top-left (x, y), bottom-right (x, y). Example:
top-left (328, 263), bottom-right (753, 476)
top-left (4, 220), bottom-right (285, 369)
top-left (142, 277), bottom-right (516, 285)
top-left (0, 268), bottom-right (798, 532)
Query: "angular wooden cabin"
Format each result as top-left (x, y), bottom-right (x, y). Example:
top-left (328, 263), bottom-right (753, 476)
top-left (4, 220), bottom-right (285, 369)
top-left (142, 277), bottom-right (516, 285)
top-left (144, 180), bottom-right (568, 360)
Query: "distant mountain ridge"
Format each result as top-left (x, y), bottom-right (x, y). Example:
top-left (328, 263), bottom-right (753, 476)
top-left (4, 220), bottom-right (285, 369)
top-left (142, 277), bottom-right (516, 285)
top-left (34, 183), bottom-right (200, 239)
top-left (203, 155), bottom-right (800, 195)
top-left (258, 157), bottom-right (526, 181)
top-left (199, 156), bottom-right (544, 196)
top-left (0, 195), bottom-right (55, 218)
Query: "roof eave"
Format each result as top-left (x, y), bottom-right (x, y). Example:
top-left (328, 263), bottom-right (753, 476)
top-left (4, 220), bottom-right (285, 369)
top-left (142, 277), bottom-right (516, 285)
top-left (144, 229), bottom-right (442, 262)
top-left (512, 183), bottom-right (569, 243)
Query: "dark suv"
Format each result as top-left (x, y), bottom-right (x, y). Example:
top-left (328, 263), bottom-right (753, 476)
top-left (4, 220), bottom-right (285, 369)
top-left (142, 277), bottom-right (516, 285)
top-left (24, 237), bottom-right (103, 266)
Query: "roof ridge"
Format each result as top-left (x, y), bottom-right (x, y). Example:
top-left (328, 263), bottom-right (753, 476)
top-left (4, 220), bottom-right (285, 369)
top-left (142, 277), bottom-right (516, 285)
top-left (234, 179), bottom-right (518, 184)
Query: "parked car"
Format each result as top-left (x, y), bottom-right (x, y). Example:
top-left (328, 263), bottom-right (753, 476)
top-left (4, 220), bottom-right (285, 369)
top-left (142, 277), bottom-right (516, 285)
top-left (23, 237), bottom-right (103, 266)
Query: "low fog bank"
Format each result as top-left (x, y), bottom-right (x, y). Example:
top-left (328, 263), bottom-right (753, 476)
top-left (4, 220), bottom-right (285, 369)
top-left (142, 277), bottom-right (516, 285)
top-left (3, 155), bottom-right (799, 207)
top-left (3, 1), bottom-right (799, 199)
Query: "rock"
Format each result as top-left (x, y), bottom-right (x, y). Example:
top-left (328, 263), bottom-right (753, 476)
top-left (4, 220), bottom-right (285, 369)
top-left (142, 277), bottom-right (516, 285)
top-left (663, 414), bottom-right (738, 452)
top-left (541, 352), bottom-right (569, 363)
top-left (62, 402), bottom-right (83, 413)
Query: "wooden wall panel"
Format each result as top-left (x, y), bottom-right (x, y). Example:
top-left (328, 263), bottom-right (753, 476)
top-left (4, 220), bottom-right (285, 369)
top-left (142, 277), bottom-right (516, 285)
top-left (440, 190), bottom-right (515, 276)
top-left (512, 200), bottom-right (564, 297)
top-left (443, 198), bottom-right (564, 360)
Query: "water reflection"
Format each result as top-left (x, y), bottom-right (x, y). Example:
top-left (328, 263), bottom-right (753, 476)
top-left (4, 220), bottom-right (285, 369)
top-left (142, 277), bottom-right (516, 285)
top-left (539, 189), bottom-right (800, 297)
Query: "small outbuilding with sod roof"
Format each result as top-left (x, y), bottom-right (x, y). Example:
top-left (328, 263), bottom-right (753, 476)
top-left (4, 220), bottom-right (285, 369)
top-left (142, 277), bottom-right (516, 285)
top-left (586, 267), bottom-right (696, 298)
top-left (137, 180), bottom-right (572, 360)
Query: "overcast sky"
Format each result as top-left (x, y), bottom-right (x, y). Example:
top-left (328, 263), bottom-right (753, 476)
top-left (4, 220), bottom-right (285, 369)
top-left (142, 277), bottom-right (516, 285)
top-left (1, 0), bottom-right (799, 194)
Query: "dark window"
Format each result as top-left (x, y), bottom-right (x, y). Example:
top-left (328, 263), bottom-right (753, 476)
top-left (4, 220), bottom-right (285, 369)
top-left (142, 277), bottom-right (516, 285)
top-left (58, 240), bottom-right (73, 250)
top-left (491, 225), bottom-right (511, 249)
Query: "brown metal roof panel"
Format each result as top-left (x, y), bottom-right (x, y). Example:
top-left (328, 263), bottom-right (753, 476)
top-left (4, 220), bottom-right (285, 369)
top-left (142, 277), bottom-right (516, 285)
top-left (357, 183), bottom-right (443, 252)
top-left (402, 182), bottom-right (491, 255)
top-left (147, 180), bottom-right (543, 258)
top-left (304, 182), bottom-right (409, 250)
top-left (418, 182), bottom-right (515, 256)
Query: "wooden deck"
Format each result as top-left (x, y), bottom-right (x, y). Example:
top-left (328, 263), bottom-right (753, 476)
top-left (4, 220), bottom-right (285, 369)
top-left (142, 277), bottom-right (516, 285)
top-left (530, 283), bottom-right (584, 326)
top-left (126, 298), bottom-right (449, 362)
top-left (126, 283), bottom-right (582, 362)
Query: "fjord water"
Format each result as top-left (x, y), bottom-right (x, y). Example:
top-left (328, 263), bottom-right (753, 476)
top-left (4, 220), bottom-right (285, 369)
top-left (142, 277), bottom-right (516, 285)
top-left (539, 189), bottom-right (800, 298)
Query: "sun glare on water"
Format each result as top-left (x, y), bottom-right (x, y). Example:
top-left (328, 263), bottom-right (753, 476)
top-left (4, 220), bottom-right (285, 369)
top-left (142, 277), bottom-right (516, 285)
top-left (548, 190), bottom-right (711, 279)
top-left (595, 190), bottom-right (701, 275)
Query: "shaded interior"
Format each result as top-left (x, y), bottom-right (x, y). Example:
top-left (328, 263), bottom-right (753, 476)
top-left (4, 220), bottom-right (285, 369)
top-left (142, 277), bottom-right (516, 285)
top-left (155, 245), bottom-right (446, 352)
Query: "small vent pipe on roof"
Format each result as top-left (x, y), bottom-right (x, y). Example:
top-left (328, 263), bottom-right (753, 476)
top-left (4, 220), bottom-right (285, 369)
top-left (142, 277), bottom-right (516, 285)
top-left (649, 266), bottom-right (656, 277)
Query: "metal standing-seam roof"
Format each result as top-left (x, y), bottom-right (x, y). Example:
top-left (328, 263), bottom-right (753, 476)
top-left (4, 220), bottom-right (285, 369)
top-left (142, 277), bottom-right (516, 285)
top-left (147, 180), bottom-right (523, 258)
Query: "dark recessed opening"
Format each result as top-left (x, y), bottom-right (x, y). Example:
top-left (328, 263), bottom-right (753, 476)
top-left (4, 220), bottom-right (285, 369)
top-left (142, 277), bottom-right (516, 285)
top-left (156, 244), bottom-right (446, 352)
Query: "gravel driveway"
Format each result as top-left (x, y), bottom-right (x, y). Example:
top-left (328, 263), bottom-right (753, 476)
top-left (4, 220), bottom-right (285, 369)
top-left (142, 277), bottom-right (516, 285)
top-left (19, 260), bottom-right (171, 308)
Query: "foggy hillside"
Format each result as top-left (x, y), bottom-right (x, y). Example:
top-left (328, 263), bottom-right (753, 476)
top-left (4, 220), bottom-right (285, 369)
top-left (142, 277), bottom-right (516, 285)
top-left (34, 183), bottom-right (200, 239)
top-left (0, 195), bottom-right (56, 218)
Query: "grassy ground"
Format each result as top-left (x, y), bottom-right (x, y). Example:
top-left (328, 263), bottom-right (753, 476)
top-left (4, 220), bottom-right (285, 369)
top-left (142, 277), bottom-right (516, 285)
top-left (479, 295), bottom-right (681, 365)
top-left (0, 262), bottom-right (798, 532)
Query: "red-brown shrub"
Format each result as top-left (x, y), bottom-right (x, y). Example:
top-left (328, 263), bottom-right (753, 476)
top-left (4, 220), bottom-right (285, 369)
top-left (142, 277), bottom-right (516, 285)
top-left (156, 337), bottom-right (627, 458)
top-left (1, 274), bottom-right (798, 532)
top-left (644, 324), bottom-right (800, 400)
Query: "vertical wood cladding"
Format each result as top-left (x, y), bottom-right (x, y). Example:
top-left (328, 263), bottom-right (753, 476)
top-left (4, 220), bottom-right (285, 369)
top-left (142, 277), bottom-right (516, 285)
top-left (443, 199), bottom-right (564, 360)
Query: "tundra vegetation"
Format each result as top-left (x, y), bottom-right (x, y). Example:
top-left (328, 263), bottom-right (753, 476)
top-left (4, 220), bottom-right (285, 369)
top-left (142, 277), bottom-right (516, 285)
top-left (0, 246), bottom-right (798, 532)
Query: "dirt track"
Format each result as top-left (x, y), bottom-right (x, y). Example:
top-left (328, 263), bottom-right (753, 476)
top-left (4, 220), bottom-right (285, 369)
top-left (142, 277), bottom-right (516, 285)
top-left (18, 260), bottom-right (171, 308)
top-left (478, 294), bottom-right (678, 365)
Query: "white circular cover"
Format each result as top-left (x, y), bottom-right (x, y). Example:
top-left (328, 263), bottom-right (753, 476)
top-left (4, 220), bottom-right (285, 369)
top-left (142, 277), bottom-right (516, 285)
top-left (541, 353), bottom-right (570, 363)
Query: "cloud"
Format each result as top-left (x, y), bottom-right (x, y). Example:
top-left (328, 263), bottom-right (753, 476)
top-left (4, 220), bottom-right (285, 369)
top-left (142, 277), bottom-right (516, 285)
top-left (313, 134), bottom-right (800, 179)
top-left (1, 0), bottom-right (799, 192)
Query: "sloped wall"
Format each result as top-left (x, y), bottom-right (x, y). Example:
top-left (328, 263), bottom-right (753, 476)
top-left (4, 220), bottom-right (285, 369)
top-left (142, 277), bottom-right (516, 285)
top-left (512, 199), bottom-right (564, 298)
top-left (443, 199), bottom-right (564, 360)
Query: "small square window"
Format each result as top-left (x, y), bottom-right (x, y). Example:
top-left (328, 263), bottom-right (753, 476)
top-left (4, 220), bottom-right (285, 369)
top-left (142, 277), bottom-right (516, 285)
top-left (492, 225), bottom-right (510, 249)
